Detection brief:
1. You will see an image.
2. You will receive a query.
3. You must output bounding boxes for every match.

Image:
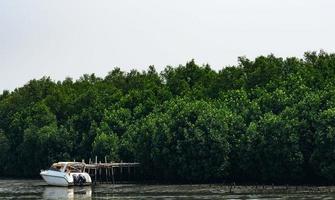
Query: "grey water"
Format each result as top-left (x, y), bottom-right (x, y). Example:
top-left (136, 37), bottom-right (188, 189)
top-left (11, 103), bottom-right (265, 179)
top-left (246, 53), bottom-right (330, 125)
top-left (1, 180), bottom-right (335, 199)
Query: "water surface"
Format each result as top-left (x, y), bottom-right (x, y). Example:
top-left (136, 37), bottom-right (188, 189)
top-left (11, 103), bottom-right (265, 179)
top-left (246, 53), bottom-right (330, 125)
top-left (1, 179), bottom-right (335, 199)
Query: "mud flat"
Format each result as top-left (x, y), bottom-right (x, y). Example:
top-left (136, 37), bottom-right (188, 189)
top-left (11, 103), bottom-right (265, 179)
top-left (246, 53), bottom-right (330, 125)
top-left (1, 179), bottom-right (335, 199)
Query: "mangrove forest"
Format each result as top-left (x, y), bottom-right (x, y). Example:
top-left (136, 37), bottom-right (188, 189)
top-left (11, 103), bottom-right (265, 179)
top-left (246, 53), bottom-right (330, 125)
top-left (1, 51), bottom-right (335, 184)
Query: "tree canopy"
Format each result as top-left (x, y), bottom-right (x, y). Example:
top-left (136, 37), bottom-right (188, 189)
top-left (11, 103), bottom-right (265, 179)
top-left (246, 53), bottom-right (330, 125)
top-left (1, 51), bottom-right (335, 184)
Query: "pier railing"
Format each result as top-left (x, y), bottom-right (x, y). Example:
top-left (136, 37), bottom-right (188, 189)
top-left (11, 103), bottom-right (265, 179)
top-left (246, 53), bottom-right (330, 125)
top-left (78, 156), bottom-right (140, 184)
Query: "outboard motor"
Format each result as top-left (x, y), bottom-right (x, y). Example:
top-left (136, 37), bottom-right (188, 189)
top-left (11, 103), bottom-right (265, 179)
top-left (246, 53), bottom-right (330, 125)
top-left (73, 174), bottom-right (86, 186)
top-left (72, 174), bottom-right (79, 185)
top-left (77, 174), bottom-right (86, 186)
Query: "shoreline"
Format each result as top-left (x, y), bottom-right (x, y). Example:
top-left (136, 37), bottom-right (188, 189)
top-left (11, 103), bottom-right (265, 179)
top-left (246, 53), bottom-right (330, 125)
top-left (1, 178), bottom-right (335, 191)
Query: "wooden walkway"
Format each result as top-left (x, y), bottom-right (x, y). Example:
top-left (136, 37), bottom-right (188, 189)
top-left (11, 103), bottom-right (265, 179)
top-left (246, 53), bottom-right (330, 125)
top-left (80, 156), bottom-right (140, 184)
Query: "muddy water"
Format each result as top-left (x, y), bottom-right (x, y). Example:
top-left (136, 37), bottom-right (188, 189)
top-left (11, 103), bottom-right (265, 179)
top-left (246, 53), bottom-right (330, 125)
top-left (1, 179), bottom-right (335, 199)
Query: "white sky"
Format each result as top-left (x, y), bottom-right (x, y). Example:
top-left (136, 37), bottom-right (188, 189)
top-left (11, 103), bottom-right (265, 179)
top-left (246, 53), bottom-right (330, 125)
top-left (1, 0), bottom-right (335, 91)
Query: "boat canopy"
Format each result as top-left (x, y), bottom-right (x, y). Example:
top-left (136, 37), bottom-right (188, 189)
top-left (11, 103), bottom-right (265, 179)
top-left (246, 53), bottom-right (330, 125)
top-left (49, 162), bottom-right (85, 173)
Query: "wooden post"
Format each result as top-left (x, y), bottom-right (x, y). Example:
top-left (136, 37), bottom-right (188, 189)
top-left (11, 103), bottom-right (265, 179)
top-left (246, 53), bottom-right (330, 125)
top-left (106, 167), bottom-right (109, 183)
top-left (105, 156), bottom-right (108, 183)
top-left (120, 160), bottom-right (123, 176)
top-left (94, 168), bottom-right (97, 185)
top-left (99, 161), bottom-right (102, 183)
top-left (128, 165), bottom-right (130, 181)
top-left (111, 166), bottom-right (115, 184)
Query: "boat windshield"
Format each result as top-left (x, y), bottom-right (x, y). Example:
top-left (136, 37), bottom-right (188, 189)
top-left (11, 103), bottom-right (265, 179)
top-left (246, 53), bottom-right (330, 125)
top-left (49, 163), bottom-right (65, 172)
top-left (65, 163), bottom-right (84, 173)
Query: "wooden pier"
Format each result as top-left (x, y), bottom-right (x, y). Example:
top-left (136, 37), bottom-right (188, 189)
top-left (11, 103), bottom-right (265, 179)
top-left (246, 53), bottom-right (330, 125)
top-left (80, 156), bottom-right (140, 184)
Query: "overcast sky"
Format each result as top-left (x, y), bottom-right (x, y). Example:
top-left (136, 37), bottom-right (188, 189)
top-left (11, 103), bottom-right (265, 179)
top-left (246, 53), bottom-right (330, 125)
top-left (1, 0), bottom-right (335, 91)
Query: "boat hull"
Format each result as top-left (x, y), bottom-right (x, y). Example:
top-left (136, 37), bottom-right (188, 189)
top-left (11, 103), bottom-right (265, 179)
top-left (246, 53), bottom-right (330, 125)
top-left (40, 171), bottom-right (92, 186)
top-left (41, 173), bottom-right (70, 186)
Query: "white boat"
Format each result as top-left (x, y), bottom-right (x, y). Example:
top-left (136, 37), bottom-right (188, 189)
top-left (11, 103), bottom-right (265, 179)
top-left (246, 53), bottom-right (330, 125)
top-left (40, 162), bottom-right (92, 186)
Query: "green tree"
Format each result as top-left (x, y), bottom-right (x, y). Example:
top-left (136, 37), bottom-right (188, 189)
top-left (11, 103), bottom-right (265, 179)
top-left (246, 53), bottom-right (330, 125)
top-left (92, 123), bottom-right (119, 161)
top-left (133, 98), bottom-right (231, 182)
top-left (0, 130), bottom-right (9, 175)
top-left (238, 113), bottom-right (303, 183)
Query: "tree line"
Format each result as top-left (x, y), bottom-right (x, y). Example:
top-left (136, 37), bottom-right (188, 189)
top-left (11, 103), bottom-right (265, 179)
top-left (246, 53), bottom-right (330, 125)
top-left (1, 51), bottom-right (335, 184)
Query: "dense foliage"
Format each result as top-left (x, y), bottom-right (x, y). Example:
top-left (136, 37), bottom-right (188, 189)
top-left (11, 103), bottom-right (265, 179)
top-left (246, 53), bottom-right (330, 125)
top-left (1, 51), bottom-right (335, 184)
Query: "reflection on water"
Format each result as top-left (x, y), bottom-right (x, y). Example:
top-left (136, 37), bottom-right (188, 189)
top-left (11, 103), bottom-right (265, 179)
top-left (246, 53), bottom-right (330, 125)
top-left (0, 180), bottom-right (93, 200)
top-left (1, 179), bottom-right (335, 199)
top-left (43, 186), bottom-right (92, 200)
